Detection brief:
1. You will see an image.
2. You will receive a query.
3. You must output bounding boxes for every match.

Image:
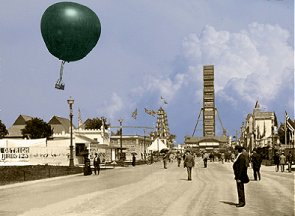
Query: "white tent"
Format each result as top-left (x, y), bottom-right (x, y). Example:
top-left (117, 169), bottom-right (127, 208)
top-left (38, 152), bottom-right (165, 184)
top-left (147, 138), bottom-right (167, 151)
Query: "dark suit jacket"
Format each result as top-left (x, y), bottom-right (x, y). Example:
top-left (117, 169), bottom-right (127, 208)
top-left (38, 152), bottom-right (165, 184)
top-left (233, 153), bottom-right (249, 183)
top-left (184, 154), bottom-right (195, 168)
top-left (93, 156), bottom-right (101, 166)
top-left (251, 152), bottom-right (262, 169)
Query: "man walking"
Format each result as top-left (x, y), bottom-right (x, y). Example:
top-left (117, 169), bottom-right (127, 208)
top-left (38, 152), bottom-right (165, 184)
top-left (286, 151), bottom-right (293, 172)
top-left (273, 152), bottom-right (280, 172)
top-left (233, 145), bottom-right (249, 207)
top-left (184, 150), bottom-right (195, 181)
top-left (132, 154), bottom-right (136, 167)
top-left (93, 153), bottom-right (101, 175)
top-left (203, 152), bottom-right (209, 168)
top-left (163, 152), bottom-right (169, 169)
top-left (280, 152), bottom-right (286, 172)
top-left (251, 150), bottom-right (262, 181)
top-left (176, 151), bottom-right (182, 167)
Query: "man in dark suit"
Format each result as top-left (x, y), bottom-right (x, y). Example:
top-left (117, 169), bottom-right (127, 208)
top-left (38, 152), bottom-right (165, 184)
top-left (93, 153), bottom-right (101, 175)
top-left (184, 150), bottom-right (195, 181)
top-left (251, 150), bottom-right (262, 180)
top-left (233, 145), bottom-right (249, 207)
top-left (163, 152), bottom-right (169, 169)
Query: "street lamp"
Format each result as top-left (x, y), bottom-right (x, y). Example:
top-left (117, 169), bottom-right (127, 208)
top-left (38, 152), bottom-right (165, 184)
top-left (67, 96), bottom-right (74, 167)
top-left (143, 129), bottom-right (146, 161)
top-left (118, 119), bottom-right (123, 160)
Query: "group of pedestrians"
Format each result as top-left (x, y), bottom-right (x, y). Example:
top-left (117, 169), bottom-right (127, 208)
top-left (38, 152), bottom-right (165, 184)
top-left (158, 147), bottom-right (293, 209)
top-left (83, 153), bottom-right (101, 176)
top-left (273, 151), bottom-right (293, 172)
top-left (162, 150), bottom-right (196, 181)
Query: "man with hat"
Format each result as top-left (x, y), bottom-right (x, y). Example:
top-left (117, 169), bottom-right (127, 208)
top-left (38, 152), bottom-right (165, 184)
top-left (233, 145), bottom-right (249, 207)
top-left (93, 153), bottom-right (101, 175)
top-left (251, 149), bottom-right (262, 181)
top-left (184, 150), bottom-right (195, 181)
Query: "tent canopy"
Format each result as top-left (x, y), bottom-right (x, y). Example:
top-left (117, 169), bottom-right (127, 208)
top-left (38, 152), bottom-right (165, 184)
top-left (147, 138), bottom-right (167, 151)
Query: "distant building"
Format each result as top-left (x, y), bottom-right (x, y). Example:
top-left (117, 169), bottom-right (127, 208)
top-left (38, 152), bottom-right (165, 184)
top-left (48, 115), bottom-right (74, 134)
top-left (6, 115), bottom-right (34, 138)
top-left (110, 135), bottom-right (152, 161)
top-left (2, 114), bottom-right (154, 165)
top-left (241, 101), bottom-right (279, 151)
top-left (2, 114), bottom-right (115, 165)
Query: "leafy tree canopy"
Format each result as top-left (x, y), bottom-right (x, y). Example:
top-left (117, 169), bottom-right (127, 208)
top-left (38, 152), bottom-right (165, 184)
top-left (84, 117), bottom-right (109, 130)
top-left (21, 118), bottom-right (53, 139)
top-left (0, 120), bottom-right (8, 138)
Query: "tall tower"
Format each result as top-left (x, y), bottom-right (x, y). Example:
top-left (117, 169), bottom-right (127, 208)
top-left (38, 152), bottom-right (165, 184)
top-left (156, 107), bottom-right (170, 139)
top-left (203, 65), bottom-right (215, 136)
top-left (184, 65), bottom-right (227, 150)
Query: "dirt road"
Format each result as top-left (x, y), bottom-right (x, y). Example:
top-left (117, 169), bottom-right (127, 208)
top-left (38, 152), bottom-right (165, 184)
top-left (0, 158), bottom-right (293, 216)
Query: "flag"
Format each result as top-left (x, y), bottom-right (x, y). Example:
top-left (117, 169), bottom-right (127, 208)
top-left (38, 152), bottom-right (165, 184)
top-left (285, 111), bottom-right (295, 145)
top-left (160, 96), bottom-right (168, 104)
top-left (131, 108), bottom-right (138, 119)
top-left (285, 111), bottom-right (294, 132)
top-left (144, 108), bottom-right (156, 117)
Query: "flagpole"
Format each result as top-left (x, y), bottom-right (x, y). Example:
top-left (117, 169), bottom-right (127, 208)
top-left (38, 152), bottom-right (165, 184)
top-left (285, 112), bottom-right (287, 145)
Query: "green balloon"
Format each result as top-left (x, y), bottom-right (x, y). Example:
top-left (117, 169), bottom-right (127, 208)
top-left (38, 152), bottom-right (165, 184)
top-left (41, 2), bottom-right (101, 62)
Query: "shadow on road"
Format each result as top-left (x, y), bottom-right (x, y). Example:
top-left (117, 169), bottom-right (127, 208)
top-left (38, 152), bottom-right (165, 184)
top-left (220, 201), bottom-right (237, 206)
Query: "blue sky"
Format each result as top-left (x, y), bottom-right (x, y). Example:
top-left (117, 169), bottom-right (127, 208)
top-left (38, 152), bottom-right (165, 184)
top-left (0, 0), bottom-right (294, 143)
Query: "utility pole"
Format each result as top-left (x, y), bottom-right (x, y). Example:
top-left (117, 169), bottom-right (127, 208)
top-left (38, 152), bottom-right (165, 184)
top-left (67, 97), bottom-right (74, 167)
top-left (118, 119), bottom-right (123, 161)
top-left (143, 129), bottom-right (146, 161)
top-left (285, 116), bottom-right (287, 145)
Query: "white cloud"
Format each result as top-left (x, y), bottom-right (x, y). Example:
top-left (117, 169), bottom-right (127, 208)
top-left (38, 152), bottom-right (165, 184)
top-left (97, 93), bottom-right (123, 120)
top-left (143, 72), bottom-right (189, 105)
top-left (128, 22), bottom-right (293, 119)
top-left (179, 23), bottom-right (293, 107)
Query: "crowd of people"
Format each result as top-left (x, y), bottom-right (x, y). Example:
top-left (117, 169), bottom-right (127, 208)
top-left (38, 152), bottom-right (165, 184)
top-left (160, 147), bottom-right (293, 208)
top-left (80, 145), bottom-right (293, 209)
top-left (82, 147), bottom-right (293, 201)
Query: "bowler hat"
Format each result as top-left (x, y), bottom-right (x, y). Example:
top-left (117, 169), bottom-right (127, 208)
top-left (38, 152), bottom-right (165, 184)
top-left (235, 145), bottom-right (243, 152)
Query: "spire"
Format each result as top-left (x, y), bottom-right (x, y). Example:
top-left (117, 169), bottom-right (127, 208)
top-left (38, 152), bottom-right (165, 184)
top-left (254, 100), bottom-right (260, 109)
top-left (78, 108), bottom-right (83, 128)
top-left (254, 100), bottom-right (261, 114)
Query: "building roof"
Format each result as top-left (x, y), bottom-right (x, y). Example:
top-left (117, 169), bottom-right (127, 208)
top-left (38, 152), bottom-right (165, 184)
top-left (12, 115), bottom-right (34, 125)
top-left (6, 115), bottom-right (35, 138)
top-left (254, 111), bottom-right (275, 119)
top-left (75, 134), bottom-right (98, 144)
top-left (184, 135), bottom-right (228, 144)
top-left (48, 116), bottom-right (75, 134)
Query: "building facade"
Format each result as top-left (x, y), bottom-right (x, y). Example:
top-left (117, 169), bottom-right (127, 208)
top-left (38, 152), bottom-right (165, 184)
top-left (240, 101), bottom-right (279, 151)
top-left (110, 135), bottom-right (152, 161)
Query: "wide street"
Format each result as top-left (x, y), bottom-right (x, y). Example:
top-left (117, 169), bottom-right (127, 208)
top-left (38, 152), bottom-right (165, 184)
top-left (0, 158), bottom-right (294, 216)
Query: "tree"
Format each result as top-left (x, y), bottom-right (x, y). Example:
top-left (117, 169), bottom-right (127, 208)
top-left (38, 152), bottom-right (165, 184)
top-left (84, 117), bottom-right (109, 130)
top-left (0, 120), bottom-right (8, 138)
top-left (21, 118), bottom-right (53, 139)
